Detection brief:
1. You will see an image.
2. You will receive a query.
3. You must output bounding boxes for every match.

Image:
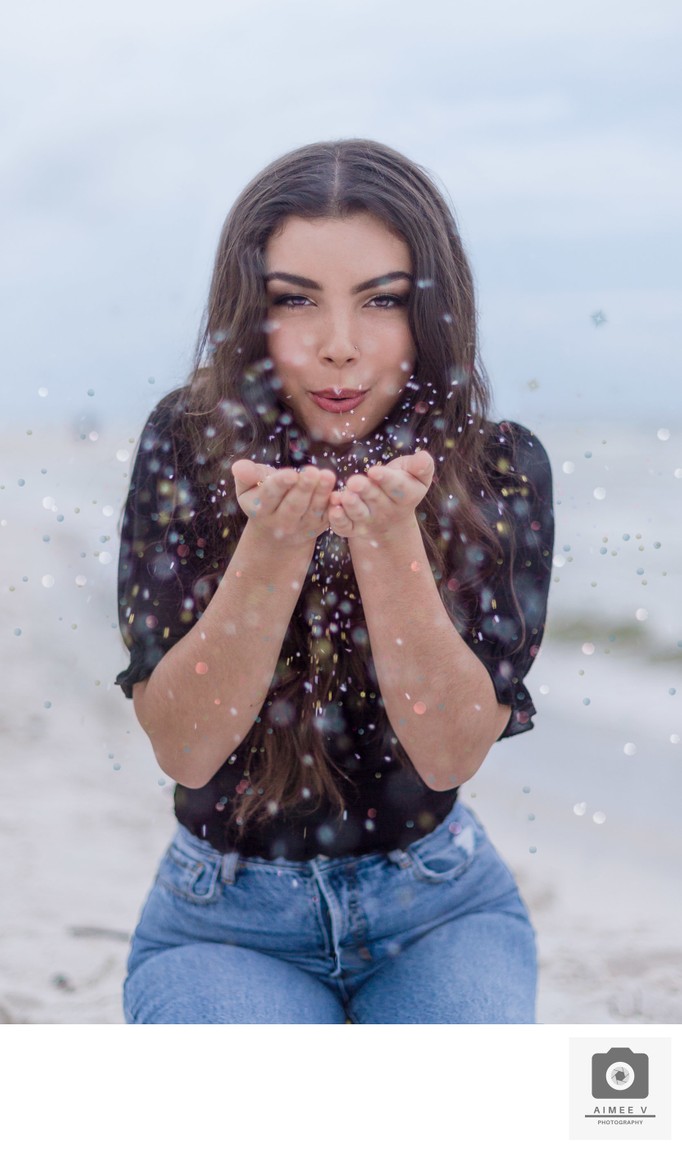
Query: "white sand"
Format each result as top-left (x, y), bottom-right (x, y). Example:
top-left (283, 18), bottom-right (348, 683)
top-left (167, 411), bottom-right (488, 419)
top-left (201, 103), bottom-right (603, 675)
top-left (1, 419), bottom-right (680, 1023)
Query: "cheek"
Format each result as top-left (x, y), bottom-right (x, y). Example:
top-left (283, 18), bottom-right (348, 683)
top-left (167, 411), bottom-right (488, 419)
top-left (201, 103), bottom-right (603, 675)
top-left (400, 325), bottom-right (418, 363)
top-left (267, 326), bottom-right (316, 372)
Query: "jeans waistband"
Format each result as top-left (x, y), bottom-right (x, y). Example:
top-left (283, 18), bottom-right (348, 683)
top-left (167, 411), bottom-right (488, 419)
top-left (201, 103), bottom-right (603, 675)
top-left (172, 797), bottom-right (466, 883)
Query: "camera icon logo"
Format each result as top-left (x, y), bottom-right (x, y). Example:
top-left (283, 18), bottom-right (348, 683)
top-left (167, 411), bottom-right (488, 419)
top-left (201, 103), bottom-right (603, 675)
top-left (591, 1047), bottom-right (649, 1099)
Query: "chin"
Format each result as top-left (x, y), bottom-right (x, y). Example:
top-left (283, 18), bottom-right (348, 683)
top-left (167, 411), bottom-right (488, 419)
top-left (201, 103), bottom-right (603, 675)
top-left (304, 420), bottom-right (355, 445)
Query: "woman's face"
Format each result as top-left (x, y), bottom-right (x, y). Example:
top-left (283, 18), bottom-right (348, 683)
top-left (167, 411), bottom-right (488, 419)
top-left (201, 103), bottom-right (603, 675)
top-left (264, 212), bottom-right (417, 445)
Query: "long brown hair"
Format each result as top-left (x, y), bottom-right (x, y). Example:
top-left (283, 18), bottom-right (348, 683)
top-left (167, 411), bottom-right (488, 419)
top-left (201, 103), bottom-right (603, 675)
top-left (156, 139), bottom-right (521, 842)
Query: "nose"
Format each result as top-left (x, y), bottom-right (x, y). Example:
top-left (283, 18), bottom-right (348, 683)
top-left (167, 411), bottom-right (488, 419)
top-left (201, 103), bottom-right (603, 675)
top-left (317, 313), bottom-right (359, 367)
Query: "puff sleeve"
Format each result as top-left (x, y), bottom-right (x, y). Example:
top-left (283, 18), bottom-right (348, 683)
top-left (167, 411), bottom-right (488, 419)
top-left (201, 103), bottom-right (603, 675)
top-left (457, 422), bottom-right (554, 739)
top-left (114, 401), bottom-right (203, 699)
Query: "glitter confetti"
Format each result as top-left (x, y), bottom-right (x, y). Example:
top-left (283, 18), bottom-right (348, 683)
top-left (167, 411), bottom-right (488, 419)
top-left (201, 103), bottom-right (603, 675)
top-left (573, 802), bottom-right (587, 816)
top-left (413, 701), bottom-right (427, 715)
top-left (593, 487), bottom-right (606, 500)
top-left (593, 811), bottom-right (606, 824)
top-left (195, 662), bottom-right (209, 675)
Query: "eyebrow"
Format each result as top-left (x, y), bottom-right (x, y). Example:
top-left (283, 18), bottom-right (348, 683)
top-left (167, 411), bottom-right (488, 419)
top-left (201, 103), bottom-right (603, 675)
top-left (264, 271), bottom-right (414, 294)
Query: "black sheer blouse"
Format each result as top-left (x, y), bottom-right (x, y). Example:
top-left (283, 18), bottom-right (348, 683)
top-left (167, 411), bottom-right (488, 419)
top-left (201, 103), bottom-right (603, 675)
top-left (115, 399), bottom-right (554, 860)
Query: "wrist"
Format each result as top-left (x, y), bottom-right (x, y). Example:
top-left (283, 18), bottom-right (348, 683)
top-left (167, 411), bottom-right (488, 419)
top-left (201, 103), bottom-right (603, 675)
top-left (348, 513), bottom-right (421, 552)
top-left (242, 517), bottom-right (319, 560)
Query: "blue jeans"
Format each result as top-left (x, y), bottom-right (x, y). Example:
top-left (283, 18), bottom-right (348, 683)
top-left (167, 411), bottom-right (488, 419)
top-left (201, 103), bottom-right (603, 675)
top-left (123, 799), bottom-right (536, 1024)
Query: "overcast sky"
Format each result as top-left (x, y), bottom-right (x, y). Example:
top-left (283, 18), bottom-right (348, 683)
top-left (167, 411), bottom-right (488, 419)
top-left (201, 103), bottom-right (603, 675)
top-left (2, 0), bottom-right (680, 432)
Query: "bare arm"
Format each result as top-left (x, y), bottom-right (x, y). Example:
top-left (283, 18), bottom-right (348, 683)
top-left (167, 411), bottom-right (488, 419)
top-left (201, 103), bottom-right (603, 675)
top-left (132, 464), bottom-right (335, 788)
top-left (329, 454), bottom-right (511, 790)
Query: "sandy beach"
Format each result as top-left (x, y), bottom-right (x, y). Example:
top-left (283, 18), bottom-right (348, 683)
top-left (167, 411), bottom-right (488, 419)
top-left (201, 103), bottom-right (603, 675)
top-left (1, 416), bottom-right (680, 1024)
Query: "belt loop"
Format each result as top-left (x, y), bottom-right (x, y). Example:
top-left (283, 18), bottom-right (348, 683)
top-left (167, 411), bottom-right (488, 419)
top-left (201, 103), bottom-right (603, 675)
top-left (387, 848), bottom-right (412, 869)
top-left (221, 851), bottom-right (241, 885)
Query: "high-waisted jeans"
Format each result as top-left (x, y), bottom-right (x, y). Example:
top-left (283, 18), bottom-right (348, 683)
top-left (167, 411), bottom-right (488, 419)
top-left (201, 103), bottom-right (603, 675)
top-left (123, 798), bottom-right (537, 1024)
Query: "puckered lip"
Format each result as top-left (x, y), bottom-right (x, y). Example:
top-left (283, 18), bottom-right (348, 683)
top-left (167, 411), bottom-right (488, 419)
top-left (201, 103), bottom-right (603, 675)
top-left (311, 389), bottom-right (368, 399)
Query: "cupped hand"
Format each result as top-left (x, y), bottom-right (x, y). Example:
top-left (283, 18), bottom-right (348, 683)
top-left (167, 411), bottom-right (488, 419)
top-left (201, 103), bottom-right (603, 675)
top-left (327, 451), bottom-right (435, 540)
top-left (231, 459), bottom-right (336, 548)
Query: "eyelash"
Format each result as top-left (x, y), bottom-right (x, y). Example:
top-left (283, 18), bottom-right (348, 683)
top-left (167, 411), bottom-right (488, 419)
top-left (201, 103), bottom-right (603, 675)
top-left (271, 293), bottom-right (409, 310)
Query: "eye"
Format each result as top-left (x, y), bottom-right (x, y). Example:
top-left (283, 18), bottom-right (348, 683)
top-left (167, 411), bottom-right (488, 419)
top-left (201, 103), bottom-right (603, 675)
top-left (366, 294), bottom-right (410, 309)
top-left (271, 294), bottom-right (313, 308)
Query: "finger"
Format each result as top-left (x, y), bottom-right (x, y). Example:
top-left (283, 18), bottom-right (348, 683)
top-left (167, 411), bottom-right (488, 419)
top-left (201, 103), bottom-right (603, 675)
top-left (345, 473), bottom-right (376, 497)
top-left (337, 488), bottom-right (372, 521)
top-left (308, 468), bottom-right (336, 517)
top-left (277, 465), bottom-right (323, 517)
top-left (384, 451), bottom-right (434, 485)
top-left (364, 466), bottom-right (411, 503)
top-left (329, 502), bottom-right (352, 536)
top-left (405, 450), bottom-right (435, 484)
top-left (248, 469), bottom-right (298, 515)
top-left (231, 459), bottom-right (274, 493)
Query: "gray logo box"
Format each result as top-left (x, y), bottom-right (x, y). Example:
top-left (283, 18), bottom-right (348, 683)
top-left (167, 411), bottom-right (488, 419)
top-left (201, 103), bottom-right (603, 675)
top-left (569, 1037), bottom-right (671, 1140)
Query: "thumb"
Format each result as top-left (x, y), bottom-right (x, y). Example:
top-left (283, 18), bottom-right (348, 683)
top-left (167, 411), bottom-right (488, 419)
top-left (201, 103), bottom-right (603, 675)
top-left (412, 449), bottom-right (434, 478)
top-left (389, 450), bottom-right (434, 484)
top-left (231, 459), bottom-right (275, 493)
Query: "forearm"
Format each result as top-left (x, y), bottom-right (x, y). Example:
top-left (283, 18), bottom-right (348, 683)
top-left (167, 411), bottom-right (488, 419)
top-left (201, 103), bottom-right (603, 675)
top-left (349, 518), bottom-right (510, 789)
top-left (133, 522), bottom-right (315, 788)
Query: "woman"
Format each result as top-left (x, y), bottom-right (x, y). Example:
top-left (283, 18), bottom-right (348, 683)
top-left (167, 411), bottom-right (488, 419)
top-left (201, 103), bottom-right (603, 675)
top-left (116, 138), bottom-right (554, 1024)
